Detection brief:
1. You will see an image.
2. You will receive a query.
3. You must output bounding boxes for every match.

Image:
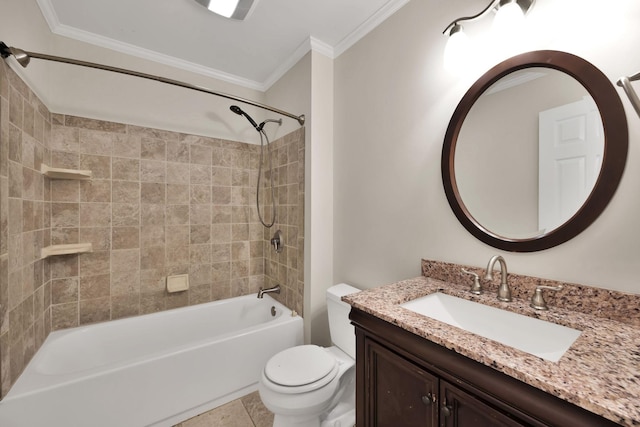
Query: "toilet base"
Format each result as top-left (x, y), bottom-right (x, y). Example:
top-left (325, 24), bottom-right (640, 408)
top-left (273, 414), bottom-right (321, 427)
top-left (320, 402), bottom-right (355, 427)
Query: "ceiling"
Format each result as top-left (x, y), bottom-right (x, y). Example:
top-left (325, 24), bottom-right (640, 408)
top-left (36, 0), bottom-right (409, 91)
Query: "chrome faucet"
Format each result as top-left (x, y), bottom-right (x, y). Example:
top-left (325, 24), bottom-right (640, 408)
top-left (484, 255), bottom-right (512, 302)
top-left (257, 284), bottom-right (281, 299)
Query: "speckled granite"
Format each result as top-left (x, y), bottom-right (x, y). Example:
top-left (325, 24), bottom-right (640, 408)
top-left (423, 259), bottom-right (640, 327)
top-left (343, 274), bottom-right (640, 426)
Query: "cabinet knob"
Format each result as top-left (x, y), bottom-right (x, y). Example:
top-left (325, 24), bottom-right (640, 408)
top-left (421, 393), bottom-right (436, 405)
top-left (442, 405), bottom-right (452, 417)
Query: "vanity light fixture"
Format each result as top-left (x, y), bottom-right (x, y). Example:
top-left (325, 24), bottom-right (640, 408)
top-left (443, 0), bottom-right (535, 70)
top-left (193, 0), bottom-right (256, 20)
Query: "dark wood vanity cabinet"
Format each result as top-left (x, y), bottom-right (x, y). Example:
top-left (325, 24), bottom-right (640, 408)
top-left (439, 380), bottom-right (526, 427)
top-left (366, 338), bottom-right (438, 426)
top-left (351, 308), bottom-right (620, 427)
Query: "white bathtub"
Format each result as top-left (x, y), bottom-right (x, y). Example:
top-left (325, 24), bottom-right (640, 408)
top-left (0, 294), bottom-right (303, 427)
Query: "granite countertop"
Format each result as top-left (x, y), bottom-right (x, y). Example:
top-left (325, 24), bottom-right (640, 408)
top-left (343, 276), bottom-right (640, 427)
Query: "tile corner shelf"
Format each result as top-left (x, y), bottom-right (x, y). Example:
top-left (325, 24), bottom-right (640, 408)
top-left (40, 164), bottom-right (92, 180)
top-left (41, 243), bottom-right (93, 259)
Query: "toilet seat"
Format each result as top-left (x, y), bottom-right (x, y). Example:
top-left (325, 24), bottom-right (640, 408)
top-left (263, 345), bottom-right (339, 394)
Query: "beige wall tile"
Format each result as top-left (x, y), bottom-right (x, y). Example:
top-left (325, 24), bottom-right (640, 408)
top-left (80, 274), bottom-right (110, 300)
top-left (79, 129), bottom-right (114, 156)
top-left (113, 135), bottom-right (140, 159)
top-left (51, 180), bottom-right (79, 202)
top-left (141, 138), bottom-right (166, 160)
top-left (112, 226), bottom-right (140, 249)
top-left (51, 302), bottom-right (78, 330)
top-left (140, 159), bottom-right (165, 183)
top-left (80, 203), bottom-right (111, 227)
top-left (51, 278), bottom-right (78, 304)
top-left (79, 297), bottom-right (111, 325)
top-left (111, 295), bottom-right (139, 319)
top-left (50, 126), bottom-right (79, 152)
top-left (112, 181), bottom-right (139, 203)
top-left (190, 164), bottom-right (211, 185)
top-left (141, 246), bottom-right (165, 270)
top-left (80, 251), bottom-right (111, 277)
top-left (190, 244), bottom-right (211, 264)
top-left (211, 186), bottom-right (231, 205)
top-left (190, 145), bottom-right (212, 165)
top-left (111, 249), bottom-right (140, 273)
top-left (111, 270), bottom-right (141, 296)
top-left (166, 141), bottom-right (190, 163)
top-left (190, 224), bottom-right (210, 244)
top-left (112, 157), bottom-right (140, 181)
top-left (166, 184), bottom-right (189, 204)
top-left (167, 205), bottom-right (189, 225)
top-left (112, 203), bottom-right (140, 227)
top-left (65, 116), bottom-right (127, 133)
top-left (166, 162), bottom-right (190, 184)
top-left (141, 183), bottom-right (165, 204)
top-left (80, 154), bottom-right (110, 179)
top-left (190, 185), bottom-right (210, 204)
top-left (141, 225), bottom-right (164, 247)
top-left (80, 180), bottom-right (111, 203)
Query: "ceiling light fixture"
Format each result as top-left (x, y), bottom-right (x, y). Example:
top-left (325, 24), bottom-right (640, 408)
top-left (442, 0), bottom-right (535, 71)
top-left (194, 0), bottom-right (256, 20)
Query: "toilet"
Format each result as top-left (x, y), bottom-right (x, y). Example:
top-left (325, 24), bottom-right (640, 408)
top-left (259, 283), bottom-right (360, 427)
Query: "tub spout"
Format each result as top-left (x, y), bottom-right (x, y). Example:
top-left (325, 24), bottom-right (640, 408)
top-left (257, 285), bottom-right (281, 299)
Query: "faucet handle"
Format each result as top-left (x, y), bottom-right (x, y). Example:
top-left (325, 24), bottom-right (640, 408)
top-left (530, 285), bottom-right (563, 310)
top-left (462, 269), bottom-right (482, 295)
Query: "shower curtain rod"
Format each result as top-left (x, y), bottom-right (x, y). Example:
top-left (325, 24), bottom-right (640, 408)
top-left (0, 41), bottom-right (306, 126)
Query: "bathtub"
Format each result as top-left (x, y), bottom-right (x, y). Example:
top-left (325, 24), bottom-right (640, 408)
top-left (0, 294), bottom-right (303, 427)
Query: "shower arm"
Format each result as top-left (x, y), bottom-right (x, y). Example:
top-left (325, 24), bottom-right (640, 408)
top-left (0, 41), bottom-right (305, 126)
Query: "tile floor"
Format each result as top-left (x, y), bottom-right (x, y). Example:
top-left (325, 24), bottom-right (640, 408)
top-left (174, 391), bottom-right (274, 427)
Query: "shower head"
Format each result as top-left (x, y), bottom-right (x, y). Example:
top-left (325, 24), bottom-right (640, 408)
top-left (230, 105), bottom-right (260, 131)
top-left (0, 42), bottom-right (31, 67)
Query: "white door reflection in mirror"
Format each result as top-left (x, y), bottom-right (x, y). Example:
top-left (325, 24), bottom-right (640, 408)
top-left (538, 97), bottom-right (604, 231)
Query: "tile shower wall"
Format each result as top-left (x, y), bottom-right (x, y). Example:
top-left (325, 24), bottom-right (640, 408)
top-left (261, 129), bottom-right (305, 315)
top-left (0, 60), bottom-right (52, 397)
top-left (0, 59), bottom-right (305, 397)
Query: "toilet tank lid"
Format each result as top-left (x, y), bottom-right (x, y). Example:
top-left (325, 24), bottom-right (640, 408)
top-left (327, 283), bottom-right (360, 302)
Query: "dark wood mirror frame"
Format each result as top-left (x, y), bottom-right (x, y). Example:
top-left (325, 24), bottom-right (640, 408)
top-left (442, 50), bottom-right (628, 252)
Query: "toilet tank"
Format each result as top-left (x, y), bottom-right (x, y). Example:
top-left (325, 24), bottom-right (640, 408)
top-left (326, 283), bottom-right (360, 359)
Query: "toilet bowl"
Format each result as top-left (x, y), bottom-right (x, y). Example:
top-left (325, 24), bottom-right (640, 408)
top-left (259, 284), bottom-right (360, 427)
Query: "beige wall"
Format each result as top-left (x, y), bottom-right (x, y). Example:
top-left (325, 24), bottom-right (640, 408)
top-left (266, 50), bottom-right (335, 346)
top-left (334, 0), bottom-right (640, 294)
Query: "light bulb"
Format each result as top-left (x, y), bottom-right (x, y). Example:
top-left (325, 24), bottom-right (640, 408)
top-left (444, 25), bottom-right (470, 72)
top-left (207, 0), bottom-right (240, 18)
top-left (493, 1), bottom-right (525, 36)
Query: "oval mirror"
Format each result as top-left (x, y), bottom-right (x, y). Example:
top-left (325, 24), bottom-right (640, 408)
top-left (442, 50), bottom-right (628, 252)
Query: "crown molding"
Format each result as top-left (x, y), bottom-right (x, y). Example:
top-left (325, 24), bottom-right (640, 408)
top-left (334, 0), bottom-right (410, 58)
top-left (262, 37), bottom-right (334, 90)
top-left (35, 0), bottom-right (410, 92)
top-left (35, 0), bottom-right (265, 91)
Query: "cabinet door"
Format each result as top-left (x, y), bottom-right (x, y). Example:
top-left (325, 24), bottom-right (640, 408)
top-left (365, 338), bottom-right (439, 427)
top-left (440, 381), bottom-right (528, 427)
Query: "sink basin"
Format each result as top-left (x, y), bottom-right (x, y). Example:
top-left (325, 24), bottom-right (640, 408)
top-left (400, 293), bottom-right (581, 362)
